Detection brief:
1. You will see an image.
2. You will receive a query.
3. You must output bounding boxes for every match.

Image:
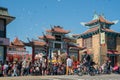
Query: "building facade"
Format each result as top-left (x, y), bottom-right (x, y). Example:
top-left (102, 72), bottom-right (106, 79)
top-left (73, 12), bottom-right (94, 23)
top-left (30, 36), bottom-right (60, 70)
top-left (77, 13), bottom-right (120, 66)
top-left (0, 7), bottom-right (15, 62)
top-left (39, 26), bottom-right (80, 62)
top-left (25, 39), bottom-right (47, 63)
top-left (7, 37), bottom-right (30, 62)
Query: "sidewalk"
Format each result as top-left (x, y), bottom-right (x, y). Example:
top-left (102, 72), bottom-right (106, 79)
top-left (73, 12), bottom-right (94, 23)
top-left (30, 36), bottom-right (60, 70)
top-left (0, 75), bottom-right (68, 80)
top-left (0, 75), bottom-right (57, 80)
top-left (0, 74), bottom-right (120, 80)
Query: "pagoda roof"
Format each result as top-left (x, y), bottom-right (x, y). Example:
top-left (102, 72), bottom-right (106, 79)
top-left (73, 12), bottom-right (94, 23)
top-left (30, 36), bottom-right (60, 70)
top-left (63, 35), bottom-right (76, 42)
top-left (84, 27), bottom-right (117, 34)
top-left (83, 27), bottom-right (99, 34)
top-left (9, 43), bottom-right (17, 47)
top-left (0, 7), bottom-right (15, 25)
top-left (85, 14), bottom-right (114, 26)
top-left (78, 27), bottom-right (119, 38)
top-left (72, 34), bottom-right (80, 37)
top-left (102, 28), bottom-right (116, 33)
top-left (11, 37), bottom-right (24, 46)
top-left (32, 40), bottom-right (46, 46)
top-left (68, 42), bottom-right (83, 50)
top-left (24, 40), bottom-right (46, 46)
top-left (39, 34), bottom-right (55, 40)
top-left (46, 26), bottom-right (70, 34)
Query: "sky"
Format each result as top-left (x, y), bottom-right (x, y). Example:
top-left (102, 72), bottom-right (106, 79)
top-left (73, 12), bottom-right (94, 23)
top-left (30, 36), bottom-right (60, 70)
top-left (0, 0), bottom-right (120, 53)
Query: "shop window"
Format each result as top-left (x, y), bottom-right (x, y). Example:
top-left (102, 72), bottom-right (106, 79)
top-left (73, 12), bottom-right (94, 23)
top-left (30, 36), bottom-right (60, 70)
top-left (107, 36), bottom-right (116, 50)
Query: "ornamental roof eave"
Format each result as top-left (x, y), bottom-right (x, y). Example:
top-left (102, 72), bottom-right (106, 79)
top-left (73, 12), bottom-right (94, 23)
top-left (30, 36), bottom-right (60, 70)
top-left (99, 16), bottom-right (114, 24)
top-left (9, 42), bottom-right (24, 47)
top-left (84, 16), bottom-right (114, 26)
top-left (32, 40), bottom-right (46, 46)
top-left (46, 30), bottom-right (70, 34)
top-left (102, 29), bottom-right (120, 36)
top-left (0, 15), bottom-right (15, 25)
top-left (11, 37), bottom-right (25, 46)
top-left (38, 34), bottom-right (55, 40)
top-left (84, 19), bottom-right (98, 26)
top-left (63, 35), bottom-right (76, 41)
top-left (46, 26), bottom-right (70, 34)
top-left (78, 28), bottom-right (120, 39)
top-left (102, 28), bottom-right (116, 33)
top-left (24, 40), bottom-right (46, 47)
top-left (78, 27), bottom-right (99, 38)
top-left (0, 7), bottom-right (15, 25)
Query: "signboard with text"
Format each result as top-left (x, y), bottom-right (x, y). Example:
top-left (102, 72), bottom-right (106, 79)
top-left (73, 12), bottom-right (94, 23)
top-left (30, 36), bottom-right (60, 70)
top-left (0, 38), bottom-right (9, 45)
top-left (100, 32), bottom-right (105, 44)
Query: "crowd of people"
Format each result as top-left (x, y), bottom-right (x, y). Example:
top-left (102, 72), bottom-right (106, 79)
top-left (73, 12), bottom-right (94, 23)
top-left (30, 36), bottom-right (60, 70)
top-left (0, 53), bottom-right (120, 77)
top-left (0, 57), bottom-right (67, 77)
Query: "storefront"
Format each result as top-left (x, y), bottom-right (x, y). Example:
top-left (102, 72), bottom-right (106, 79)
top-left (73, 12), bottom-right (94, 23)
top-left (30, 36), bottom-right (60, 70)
top-left (107, 50), bottom-right (120, 67)
top-left (0, 38), bottom-right (9, 62)
top-left (76, 13), bottom-right (120, 65)
top-left (0, 7), bottom-right (15, 62)
top-left (0, 46), bottom-right (4, 62)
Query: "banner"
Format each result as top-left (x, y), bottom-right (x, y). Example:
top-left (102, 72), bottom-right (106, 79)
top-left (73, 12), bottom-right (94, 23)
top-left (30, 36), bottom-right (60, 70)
top-left (100, 32), bottom-right (105, 44)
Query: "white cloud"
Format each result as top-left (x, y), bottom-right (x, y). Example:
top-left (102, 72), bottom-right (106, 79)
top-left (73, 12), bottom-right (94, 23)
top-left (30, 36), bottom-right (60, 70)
top-left (57, 0), bottom-right (61, 2)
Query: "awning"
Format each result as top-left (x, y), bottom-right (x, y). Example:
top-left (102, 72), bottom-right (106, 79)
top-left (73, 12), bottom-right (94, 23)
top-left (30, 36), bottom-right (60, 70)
top-left (107, 50), bottom-right (119, 55)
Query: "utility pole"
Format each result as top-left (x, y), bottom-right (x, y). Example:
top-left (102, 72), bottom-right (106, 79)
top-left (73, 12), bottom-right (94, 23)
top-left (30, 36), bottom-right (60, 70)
top-left (98, 19), bottom-right (102, 66)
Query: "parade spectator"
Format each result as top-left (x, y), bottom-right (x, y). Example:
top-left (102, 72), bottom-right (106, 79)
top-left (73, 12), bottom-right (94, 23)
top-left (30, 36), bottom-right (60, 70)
top-left (106, 60), bottom-right (112, 74)
top-left (0, 62), bottom-right (3, 77)
top-left (3, 62), bottom-right (8, 76)
top-left (53, 63), bottom-right (58, 75)
top-left (42, 59), bottom-right (47, 75)
top-left (21, 59), bottom-right (26, 76)
top-left (17, 61), bottom-right (22, 76)
top-left (113, 63), bottom-right (120, 74)
top-left (73, 60), bottom-right (79, 74)
top-left (66, 56), bottom-right (73, 75)
top-left (12, 61), bottom-right (18, 76)
top-left (61, 63), bottom-right (66, 75)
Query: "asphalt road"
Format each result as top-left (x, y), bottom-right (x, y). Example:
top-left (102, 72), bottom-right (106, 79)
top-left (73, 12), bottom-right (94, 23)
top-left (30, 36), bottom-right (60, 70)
top-left (0, 74), bottom-right (120, 80)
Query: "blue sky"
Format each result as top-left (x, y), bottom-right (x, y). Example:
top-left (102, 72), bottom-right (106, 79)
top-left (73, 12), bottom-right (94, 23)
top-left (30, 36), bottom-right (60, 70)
top-left (0, 0), bottom-right (120, 53)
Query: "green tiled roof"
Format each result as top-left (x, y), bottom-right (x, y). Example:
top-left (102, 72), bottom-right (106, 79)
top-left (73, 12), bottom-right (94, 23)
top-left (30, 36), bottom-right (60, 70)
top-left (0, 7), bottom-right (9, 16)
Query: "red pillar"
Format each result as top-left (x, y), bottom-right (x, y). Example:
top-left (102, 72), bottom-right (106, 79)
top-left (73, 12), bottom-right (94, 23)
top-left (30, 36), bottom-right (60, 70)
top-left (32, 46), bottom-right (35, 63)
top-left (77, 50), bottom-right (79, 61)
top-left (46, 47), bottom-right (48, 65)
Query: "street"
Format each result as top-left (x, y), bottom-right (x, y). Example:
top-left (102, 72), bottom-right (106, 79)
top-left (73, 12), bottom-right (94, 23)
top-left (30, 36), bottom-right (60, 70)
top-left (0, 74), bottom-right (120, 80)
